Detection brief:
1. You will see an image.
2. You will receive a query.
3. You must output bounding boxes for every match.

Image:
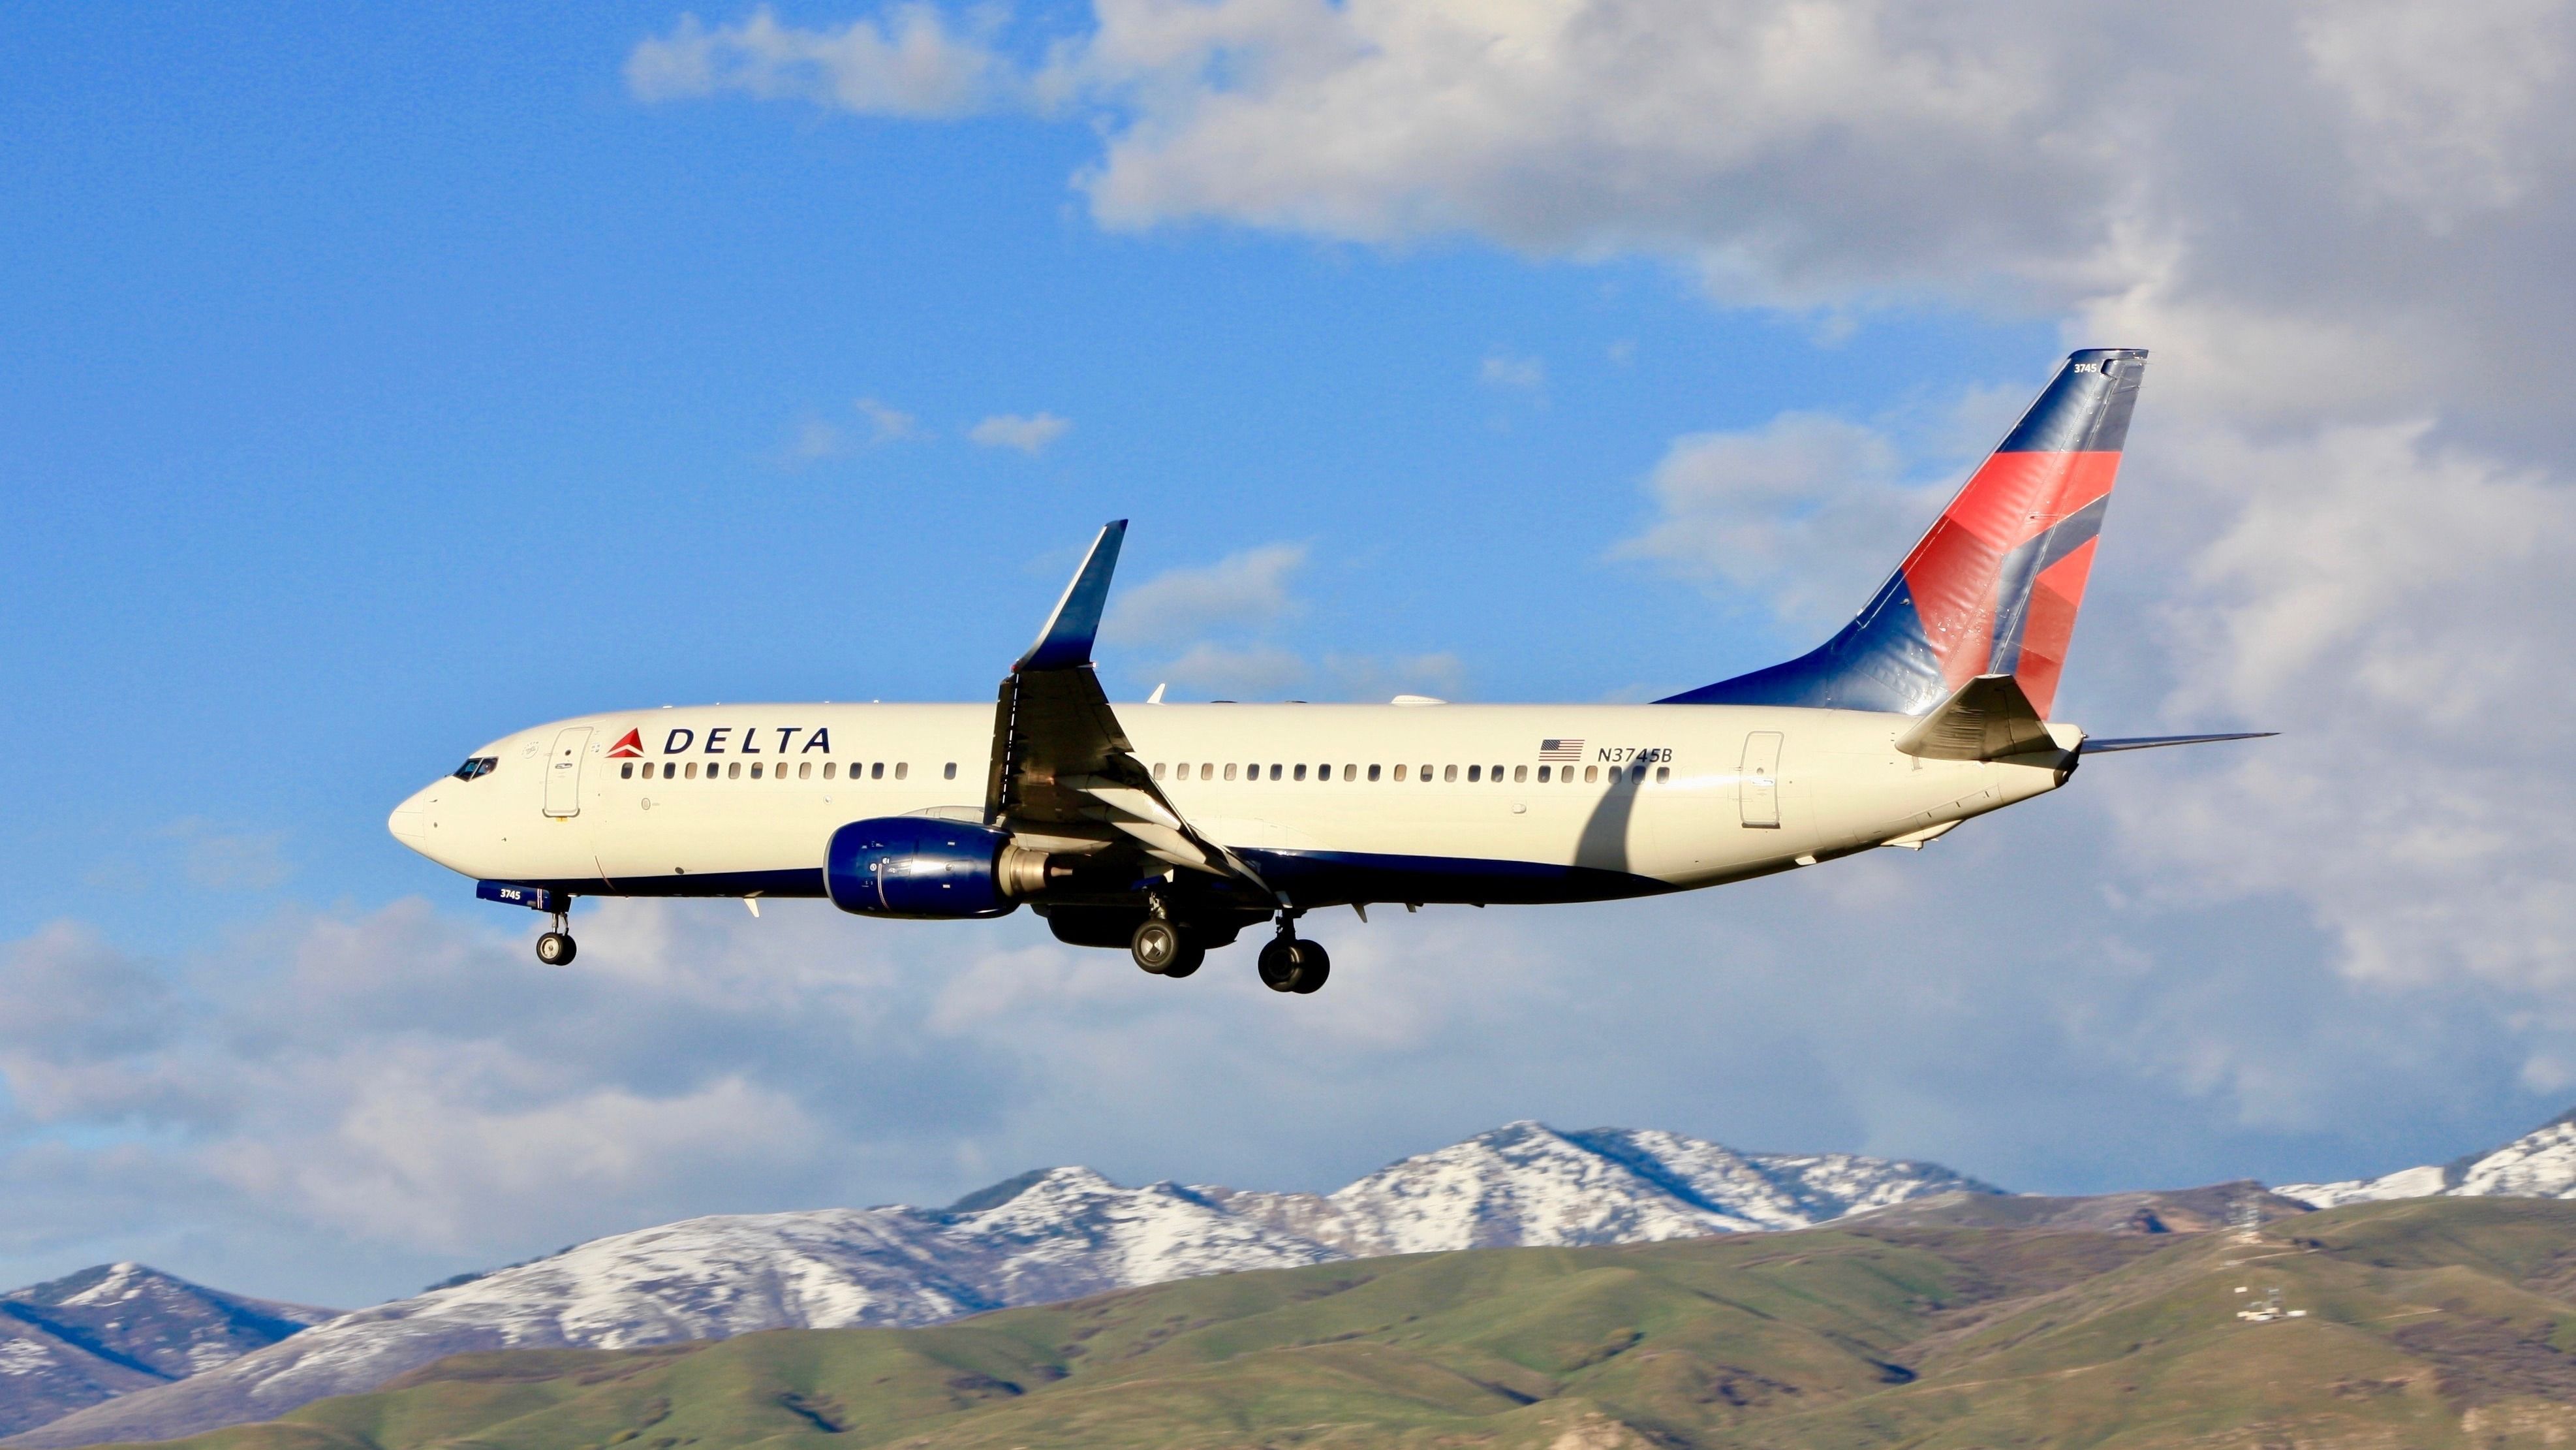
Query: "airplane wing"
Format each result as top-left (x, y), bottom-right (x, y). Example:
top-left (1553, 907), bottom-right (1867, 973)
top-left (983, 522), bottom-right (1275, 895)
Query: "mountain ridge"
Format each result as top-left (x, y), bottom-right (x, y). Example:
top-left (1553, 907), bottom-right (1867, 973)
top-left (0, 1264), bottom-right (334, 1440)
top-left (70, 1197), bottom-right (2576, 1450)
top-left (2279, 1109), bottom-right (2576, 1208)
top-left (5, 1120), bottom-right (1994, 1448)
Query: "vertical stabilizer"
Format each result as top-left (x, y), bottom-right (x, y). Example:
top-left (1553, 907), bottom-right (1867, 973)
top-left (1662, 348), bottom-right (2145, 718)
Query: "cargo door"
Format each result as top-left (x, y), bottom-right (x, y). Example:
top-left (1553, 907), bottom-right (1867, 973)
top-left (1739, 731), bottom-right (1782, 829)
top-left (544, 727), bottom-right (591, 817)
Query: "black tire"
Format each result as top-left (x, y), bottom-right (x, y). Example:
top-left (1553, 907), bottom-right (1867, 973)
top-left (535, 932), bottom-right (576, 966)
top-left (1289, 939), bottom-right (1330, 994)
top-left (1256, 936), bottom-right (1299, 992)
top-left (1130, 919), bottom-right (1182, 974)
top-left (1162, 943), bottom-right (1205, 979)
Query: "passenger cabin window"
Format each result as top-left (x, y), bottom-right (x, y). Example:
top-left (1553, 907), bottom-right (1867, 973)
top-left (620, 763), bottom-right (634, 779)
top-left (1153, 763), bottom-right (1168, 780)
top-left (823, 762), bottom-right (836, 779)
top-left (1343, 764), bottom-right (1356, 781)
top-left (1368, 764), bottom-right (1382, 781)
top-left (1585, 765), bottom-right (1599, 782)
top-left (1225, 763), bottom-right (1238, 781)
top-left (1268, 764), bottom-right (1282, 781)
top-left (1491, 764), bottom-right (1504, 781)
top-left (871, 763), bottom-right (884, 780)
top-left (1199, 763), bottom-right (1212, 780)
top-left (1656, 765), bottom-right (1671, 782)
top-left (1513, 765), bottom-right (1527, 783)
top-left (1444, 764), bottom-right (1458, 782)
top-left (1466, 765), bottom-right (1480, 782)
top-left (751, 763), bottom-right (764, 779)
top-left (1294, 764), bottom-right (1307, 781)
top-left (728, 761), bottom-right (742, 780)
top-left (685, 762), bottom-right (699, 780)
top-left (1537, 766), bottom-right (1551, 782)
top-left (895, 763), bottom-right (909, 780)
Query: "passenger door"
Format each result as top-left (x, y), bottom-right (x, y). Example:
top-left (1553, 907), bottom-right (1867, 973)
top-left (544, 727), bottom-right (591, 817)
top-left (1739, 731), bottom-right (1782, 829)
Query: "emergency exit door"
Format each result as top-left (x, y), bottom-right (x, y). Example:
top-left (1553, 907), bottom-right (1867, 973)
top-left (1739, 731), bottom-right (1782, 828)
top-left (544, 727), bottom-right (591, 817)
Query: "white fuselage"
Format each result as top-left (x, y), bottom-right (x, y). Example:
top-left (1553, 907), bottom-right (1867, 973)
top-left (388, 701), bottom-right (2073, 904)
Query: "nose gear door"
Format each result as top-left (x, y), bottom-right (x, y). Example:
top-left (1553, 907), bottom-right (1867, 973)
top-left (544, 727), bottom-right (592, 817)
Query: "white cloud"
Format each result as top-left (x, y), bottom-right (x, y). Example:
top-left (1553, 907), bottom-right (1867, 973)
top-left (1324, 652), bottom-right (1466, 704)
top-left (158, 819), bottom-right (293, 892)
top-left (2107, 418), bottom-right (2576, 999)
top-left (1103, 543), bottom-right (1306, 645)
top-left (1478, 349), bottom-right (1544, 391)
top-left (627, 5), bottom-right (1010, 118)
top-left (854, 396), bottom-right (922, 441)
top-left (1612, 412), bottom-right (1934, 628)
top-left (1155, 641), bottom-right (1309, 697)
top-left (968, 411), bottom-right (1071, 454)
top-left (788, 417), bottom-right (844, 462)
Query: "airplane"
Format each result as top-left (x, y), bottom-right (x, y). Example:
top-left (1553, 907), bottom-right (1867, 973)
top-left (389, 348), bottom-right (2265, 993)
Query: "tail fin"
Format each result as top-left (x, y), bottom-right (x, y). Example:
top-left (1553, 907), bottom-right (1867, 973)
top-left (1660, 347), bottom-right (2145, 718)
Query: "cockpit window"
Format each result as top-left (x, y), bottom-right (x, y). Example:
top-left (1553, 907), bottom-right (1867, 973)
top-left (451, 757), bottom-right (497, 781)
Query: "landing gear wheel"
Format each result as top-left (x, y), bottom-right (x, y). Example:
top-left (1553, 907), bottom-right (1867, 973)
top-left (1288, 941), bottom-right (1329, 994)
top-left (1130, 919), bottom-right (1183, 974)
top-left (1257, 937), bottom-right (1327, 993)
top-left (535, 931), bottom-right (577, 966)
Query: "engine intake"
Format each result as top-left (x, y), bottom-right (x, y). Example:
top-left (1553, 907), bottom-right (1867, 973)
top-left (824, 817), bottom-right (1052, 919)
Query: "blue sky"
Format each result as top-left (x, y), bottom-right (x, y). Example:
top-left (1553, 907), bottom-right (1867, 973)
top-left (5, 1), bottom-right (2574, 1307)
top-left (0, 2), bottom-right (2051, 949)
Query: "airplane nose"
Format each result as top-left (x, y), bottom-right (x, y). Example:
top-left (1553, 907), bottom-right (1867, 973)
top-left (388, 783), bottom-right (439, 845)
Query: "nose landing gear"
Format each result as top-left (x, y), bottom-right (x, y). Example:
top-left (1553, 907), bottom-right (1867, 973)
top-left (535, 907), bottom-right (578, 966)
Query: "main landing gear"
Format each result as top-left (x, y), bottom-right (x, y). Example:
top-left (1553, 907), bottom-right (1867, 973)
top-left (1125, 900), bottom-right (1327, 992)
top-left (1129, 917), bottom-right (1204, 979)
top-left (535, 907), bottom-right (577, 966)
top-left (1256, 919), bottom-right (1329, 995)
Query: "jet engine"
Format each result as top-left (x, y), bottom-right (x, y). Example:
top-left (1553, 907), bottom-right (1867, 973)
top-left (824, 817), bottom-right (1051, 919)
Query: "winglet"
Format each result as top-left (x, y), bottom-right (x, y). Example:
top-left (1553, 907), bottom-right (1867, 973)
top-left (1016, 520), bottom-right (1127, 672)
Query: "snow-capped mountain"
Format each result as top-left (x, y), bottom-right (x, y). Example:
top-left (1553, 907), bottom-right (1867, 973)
top-left (8, 1122), bottom-right (1993, 1449)
top-left (1209, 1123), bottom-right (1994, 1253)
top-left (0, 1264), bottom-right (334, 1439)
top-left (2278, 1109), bottom-right (2576, 1208)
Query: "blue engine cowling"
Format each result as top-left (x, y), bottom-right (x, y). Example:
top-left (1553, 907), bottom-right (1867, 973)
top-left (826, 817), bottom-right (1022, 919)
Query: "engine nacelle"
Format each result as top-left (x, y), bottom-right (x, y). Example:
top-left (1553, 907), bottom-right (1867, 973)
top-left (824, 817), bottom-right (1050, 919)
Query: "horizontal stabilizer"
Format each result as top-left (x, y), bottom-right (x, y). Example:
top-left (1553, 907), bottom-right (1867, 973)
top-left (2077, 732), bottom-right (2277, 754)
top-left (1895, 674), bottom-right (2058, 761)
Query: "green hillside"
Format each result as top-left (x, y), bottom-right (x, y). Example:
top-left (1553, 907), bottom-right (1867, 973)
top-left (116, 1198), bottom-right (2576, 1450)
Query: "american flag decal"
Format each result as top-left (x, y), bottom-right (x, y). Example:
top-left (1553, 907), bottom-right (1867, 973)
top-left (1538, 738), bottom-right (1584, 761)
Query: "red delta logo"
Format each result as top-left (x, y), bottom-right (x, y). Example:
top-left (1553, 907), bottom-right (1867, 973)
top-left (605, 729), bottom-right (645, 759)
